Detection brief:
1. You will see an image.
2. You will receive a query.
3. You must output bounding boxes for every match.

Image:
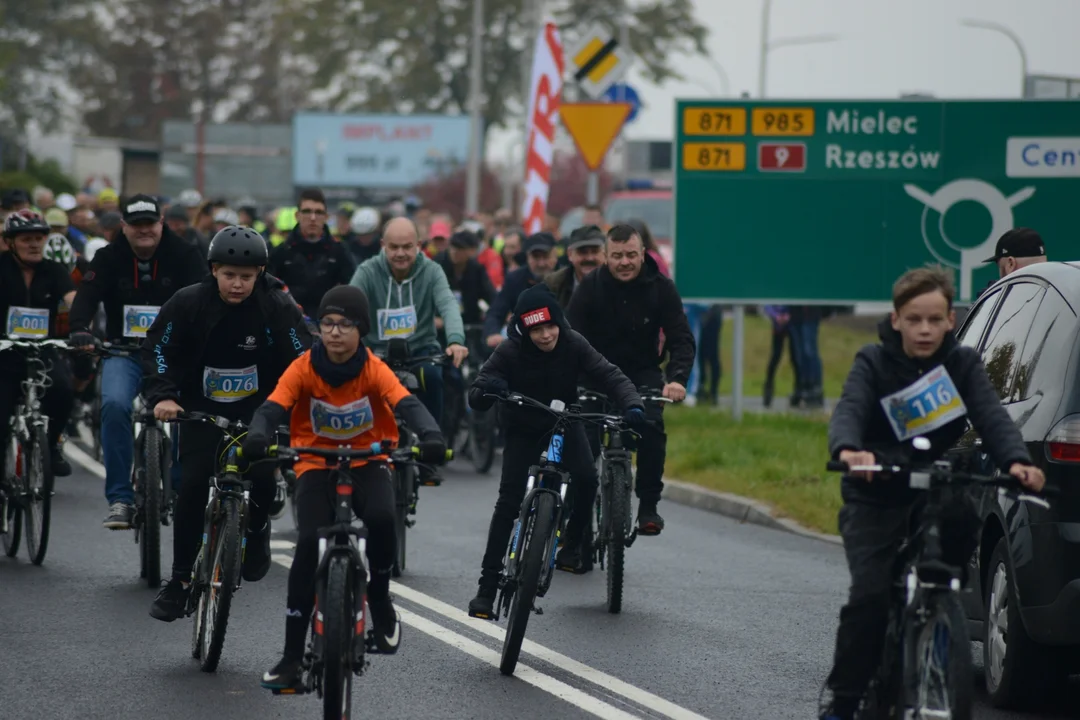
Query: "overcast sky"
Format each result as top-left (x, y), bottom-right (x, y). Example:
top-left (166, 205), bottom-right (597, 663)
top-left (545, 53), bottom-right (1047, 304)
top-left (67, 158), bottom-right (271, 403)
top-left (492, 0), bottom-right (1080, 159)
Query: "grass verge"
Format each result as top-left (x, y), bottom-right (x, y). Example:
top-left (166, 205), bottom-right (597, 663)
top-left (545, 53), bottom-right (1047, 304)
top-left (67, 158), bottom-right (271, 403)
top-left (664, 405), bottom-right (842, 534)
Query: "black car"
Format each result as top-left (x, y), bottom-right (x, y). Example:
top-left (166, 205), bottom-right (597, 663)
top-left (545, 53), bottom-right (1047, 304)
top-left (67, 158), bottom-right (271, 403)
top-left (951, 261), bottom-right (1080, 708)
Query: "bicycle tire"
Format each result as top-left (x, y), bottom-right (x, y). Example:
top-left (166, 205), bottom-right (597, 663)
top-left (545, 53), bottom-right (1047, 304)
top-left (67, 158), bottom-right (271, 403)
top-left (141, 428), bottom-right (164, 588)
top-left (91, 373), bottom-right (103, 461)
top-left (191, 539), bottom-right (207, 660)
top-left (392, 467), bottom-right (409, 577)
top-left (24, 426), bottom-right (52, 566)
top-left (199, 497), bottom-right (242, 672)
top-left (604, 462), bottom-right (631, 614)
top-left (2, 437), bottom-right (22, 558)
top-left (500, 491), bottom-right (556, 676)
top-left (2, 491), bottom-right (21, 558)
top-left (905, 593), bottom-right (972, 720)
top-left (469, 409), bottom-right (496, 474)
top-left (323, 555), bottom-right (354, 720)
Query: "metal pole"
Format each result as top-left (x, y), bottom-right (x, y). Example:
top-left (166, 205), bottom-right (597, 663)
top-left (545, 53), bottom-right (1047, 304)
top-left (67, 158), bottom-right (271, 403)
top-left (586, 172), bottom-right (599, 205)
top-left (464, 0), bottom-right (484, 215)
top-left (959, 19), bottom-right (1029, 97)
top-left (732, 304), bottom-right (745, 420)
top-left (757, 0), bottom-right (772, 98)
top-left (195, 116), bottom-right (206, 196)
top-left (618, 11), bottom-right (630, 187)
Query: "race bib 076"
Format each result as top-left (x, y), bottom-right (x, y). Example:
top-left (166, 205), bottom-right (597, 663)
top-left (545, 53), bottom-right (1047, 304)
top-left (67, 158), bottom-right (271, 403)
top-left (310, 397), bottom-right (375, 440)
top-left (123, 304), bottom-right (160, 338)
top-left (6, 306), bottom-right (49, 339)
top-left (202, 365), bottom-right (259, 403)
top-left (880, 366), bottom-right (967, 442)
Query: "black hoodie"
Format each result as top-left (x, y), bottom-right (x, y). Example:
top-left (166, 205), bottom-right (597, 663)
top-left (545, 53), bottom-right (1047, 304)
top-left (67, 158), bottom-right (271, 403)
top-left (829, 318), bottom-right (1032, 505)
top-left (267, 225), bottom-right (356, 316)
top-left (469, 285), bottom-right (641, 434)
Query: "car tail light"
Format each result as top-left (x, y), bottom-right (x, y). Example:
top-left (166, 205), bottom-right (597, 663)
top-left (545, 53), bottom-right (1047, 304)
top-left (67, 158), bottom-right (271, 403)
top-left (1046, 414), bottom-right (1080, 462)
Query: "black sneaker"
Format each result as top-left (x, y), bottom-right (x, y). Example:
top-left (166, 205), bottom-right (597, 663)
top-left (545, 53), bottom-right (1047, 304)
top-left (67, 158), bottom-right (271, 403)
top-left (242, 521), bottom-right (272, 582)
top-left (367, 596), bottom-right (401, 654)
top-left (103, 502), bottom-right (135, 530)
top-left (51, 448), bottom-right (72, 478)
top-left (261, 656), bottom-right (305, 691)
top-left (149, 578), bottom-right (190, 622)
top-left (419, 467), bottom-right (442, 487)
top-left (637, 502), bottom-right (665, 536)
top-left (467, 587), bottom-right (497, 620)
top-left (555, 546), bottom-right (593, 574)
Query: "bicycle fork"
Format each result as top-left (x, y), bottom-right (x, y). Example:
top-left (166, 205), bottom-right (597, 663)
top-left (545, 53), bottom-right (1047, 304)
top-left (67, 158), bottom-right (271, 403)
top-left (498, 470), bottom-right (567, 620)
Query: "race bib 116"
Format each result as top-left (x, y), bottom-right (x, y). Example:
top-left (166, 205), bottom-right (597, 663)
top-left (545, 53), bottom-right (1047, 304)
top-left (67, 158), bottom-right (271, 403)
top-left (880, 366), bottom-right (967, 442)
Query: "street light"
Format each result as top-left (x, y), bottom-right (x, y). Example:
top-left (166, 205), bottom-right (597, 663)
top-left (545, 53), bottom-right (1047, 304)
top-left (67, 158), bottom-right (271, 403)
top-left (706, 55), bottom-right (731, 97)
top-left (960, 18), bottom-right (1029, 97)
top-left (465, 0), bottom-right (484, 216)
top-left (758, 0), bottom-right (841, 97)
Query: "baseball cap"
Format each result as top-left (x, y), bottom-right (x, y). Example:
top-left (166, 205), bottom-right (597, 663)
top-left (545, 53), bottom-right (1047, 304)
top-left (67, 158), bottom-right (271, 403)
top-left (429, 220), bottom-right (452, 240)
top-left (524, 232), bottom-right (556, 254)
top-left (44, 207), bottom-right (69, 228)
top-left (567, 225), bottom-right (605, 251)
top-left (99, 212), bottom-right (123, 230)
top-left (122, 194), bottom-right (162, 223)
top-left (165, 204), bottom-right (189, 222)
top-left (982, 228), bottom-right (1045, 264)
top-left (449, 230), bottom-right (479, 249)
top-left (98, 188), bottom-right (119, 204)
top-left (1, 188), bottom-right (29, 210)
top-left (55, 193), bottom-right (77, 211)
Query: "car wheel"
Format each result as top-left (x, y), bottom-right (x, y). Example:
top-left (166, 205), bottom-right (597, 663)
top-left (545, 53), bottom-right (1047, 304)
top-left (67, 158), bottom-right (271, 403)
top-left (984, 537), bottom-right (1067, 708)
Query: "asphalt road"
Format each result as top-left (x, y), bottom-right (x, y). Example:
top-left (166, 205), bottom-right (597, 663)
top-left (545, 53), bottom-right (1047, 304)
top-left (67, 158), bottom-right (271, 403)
top-left (2, 446), bottom-right (1077, 719)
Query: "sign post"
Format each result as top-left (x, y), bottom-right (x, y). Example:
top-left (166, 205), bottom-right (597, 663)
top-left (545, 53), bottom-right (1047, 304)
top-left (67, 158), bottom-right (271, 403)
top-left (673, 99), bottom-right (1080, 416)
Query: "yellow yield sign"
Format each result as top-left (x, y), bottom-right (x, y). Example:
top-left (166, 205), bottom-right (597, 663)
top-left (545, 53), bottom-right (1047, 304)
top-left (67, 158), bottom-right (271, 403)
top-left (560, 103), bottom-right (633, 171)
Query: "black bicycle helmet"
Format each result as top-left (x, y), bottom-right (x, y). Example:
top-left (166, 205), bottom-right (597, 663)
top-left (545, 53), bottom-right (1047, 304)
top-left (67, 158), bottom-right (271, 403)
top-left (207, 225), bottom-right (268, 266)
top-left (3, 208), bottom-right (50, 238)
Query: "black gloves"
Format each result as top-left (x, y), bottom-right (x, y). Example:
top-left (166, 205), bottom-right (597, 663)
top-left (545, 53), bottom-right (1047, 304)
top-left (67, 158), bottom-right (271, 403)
top-left (481, 377), bottom-right (509, 397)
top-left (623, 407), bottom-right (648, 430)
top-left (69, 331), bottom-right (96, 349)
top-left (242, 434), bottom-right (271, 461)
top-left (417, 438), bottom-right (448, 465)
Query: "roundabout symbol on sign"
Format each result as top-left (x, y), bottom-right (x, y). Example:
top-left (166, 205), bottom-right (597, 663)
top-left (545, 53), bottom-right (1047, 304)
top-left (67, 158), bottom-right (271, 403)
top-left (904, 179), bottom-right (1035, 301)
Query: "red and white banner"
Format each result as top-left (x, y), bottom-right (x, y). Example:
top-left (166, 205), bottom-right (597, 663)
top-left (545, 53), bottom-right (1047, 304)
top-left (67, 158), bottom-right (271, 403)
top-left (521, 21), bottom-right (564, 235)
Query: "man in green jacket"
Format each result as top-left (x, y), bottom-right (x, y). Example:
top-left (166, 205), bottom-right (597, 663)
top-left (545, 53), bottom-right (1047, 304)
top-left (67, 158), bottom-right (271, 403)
top-left (350, 216), bottom-right (469, 430)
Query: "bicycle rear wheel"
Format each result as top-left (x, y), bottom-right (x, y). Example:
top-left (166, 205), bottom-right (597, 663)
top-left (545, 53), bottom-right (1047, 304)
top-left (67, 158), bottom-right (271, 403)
top-left (198, 497), bottom-right (242, 672)
top-left (323, 555), bottom-right (354, 720)
top-left (23, 426), bottom-right (53, 566)
top-left (906, 593), bottom-right (972, 720)
top-left (2, 439), bottom-right (22, 558)
top-left (90, 372), bottom-right (103, 461)
top-left (501, 492), bottom-right (556, 676)
top-left (140, 428), bottom-right (164, 587)
top-left (604, 463), bottom-right (631, 614)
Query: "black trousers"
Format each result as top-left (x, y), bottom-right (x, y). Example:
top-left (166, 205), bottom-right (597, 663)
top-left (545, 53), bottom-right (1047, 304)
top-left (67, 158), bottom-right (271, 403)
top-left (171, 421), bottom-right (275, 580)
top-left (697, 307), bottom-right (722, 400)
top-left (287, 463), bottom-right (397, 625)
top-left (765, 326), bottom-right (800, 390)
top-left (0, 351), bottom-right (74, 455)
top-left (826, 495), bottom-right (979, 701)
top-left (478, 425), bottom-right (598, 590)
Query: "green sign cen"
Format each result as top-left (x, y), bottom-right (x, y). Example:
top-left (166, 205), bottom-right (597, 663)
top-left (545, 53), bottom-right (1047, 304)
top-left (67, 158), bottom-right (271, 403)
top-left (673, 100), bottom-right (1080, 304)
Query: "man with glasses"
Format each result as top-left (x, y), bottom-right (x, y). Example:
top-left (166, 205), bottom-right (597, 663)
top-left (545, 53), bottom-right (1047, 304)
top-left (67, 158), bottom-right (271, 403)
top-left (69, 194), bottom-right (207, 529)
top-left (267, 188), bottom-right (355, 320)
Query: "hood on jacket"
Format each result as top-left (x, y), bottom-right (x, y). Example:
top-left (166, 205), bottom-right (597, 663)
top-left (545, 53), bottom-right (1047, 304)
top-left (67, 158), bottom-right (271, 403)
top-left (507, 284), bottom-right (567, 349)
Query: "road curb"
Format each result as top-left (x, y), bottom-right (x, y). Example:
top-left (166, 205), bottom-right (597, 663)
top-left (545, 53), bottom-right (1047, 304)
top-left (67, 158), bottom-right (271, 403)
top-left (662, 478), bottom-right (842, 546)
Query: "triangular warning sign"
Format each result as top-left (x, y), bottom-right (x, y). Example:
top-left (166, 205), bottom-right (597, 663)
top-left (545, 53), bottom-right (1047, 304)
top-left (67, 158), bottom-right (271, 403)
top-left (560, 102), bottom-right (633, 171)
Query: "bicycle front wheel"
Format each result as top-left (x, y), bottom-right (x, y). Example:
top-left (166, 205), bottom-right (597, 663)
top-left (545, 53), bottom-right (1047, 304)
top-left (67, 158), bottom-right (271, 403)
top-left (501, 492), bottom-right (556, 676)
top-left (198, 497), bottom-right (242, 672)
top-left (23, 426), bottom-right (53, 566)
top-left (323, 555), bottom-right (354, 720)
top-left (604, 462), bottom-right (631, 614)
top-left (906, 593), bottom-right (973, 720)
top-left (2, 490), bottom-right (21, 558)
top-left (140, 428), bottom-right (165, 587)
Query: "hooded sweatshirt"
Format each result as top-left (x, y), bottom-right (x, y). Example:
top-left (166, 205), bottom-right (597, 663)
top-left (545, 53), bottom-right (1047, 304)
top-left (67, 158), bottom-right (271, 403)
top-left (349, 249), bottom-right (465, 354)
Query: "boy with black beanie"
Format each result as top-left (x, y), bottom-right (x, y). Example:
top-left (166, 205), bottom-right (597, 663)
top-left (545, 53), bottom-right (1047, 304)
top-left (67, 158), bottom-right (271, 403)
top-left (465, 284), bottom-right (645, 617)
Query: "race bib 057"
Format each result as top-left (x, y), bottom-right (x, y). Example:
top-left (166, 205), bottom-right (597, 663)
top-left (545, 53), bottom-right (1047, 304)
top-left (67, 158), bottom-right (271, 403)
top-left (310, 397), bottom-right (375, 440)
top-left (880, 366), bottom-right (967, 441)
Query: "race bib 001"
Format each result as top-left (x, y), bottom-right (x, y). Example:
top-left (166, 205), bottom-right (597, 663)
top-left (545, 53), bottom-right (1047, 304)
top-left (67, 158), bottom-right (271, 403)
top-left (377, 305), bottom-right (417, 340)
top-left (310, 397), bottom-right (375, 440)
top-left (880, 366), bottom-right (967, 442)
top-left (202, 365), bottom-right (259, 403)
top-left (123, 304), bottom-right (160, 338)
top-left (6, 306), bottom-right (49, 339)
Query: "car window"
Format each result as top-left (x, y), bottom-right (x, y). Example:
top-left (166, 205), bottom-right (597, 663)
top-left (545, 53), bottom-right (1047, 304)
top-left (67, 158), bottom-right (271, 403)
top-left (956, 289), bottom-right (1001, 349)
top-left (1012, 287), bottom-right (1075, 401)
top-left (979, 282), bottom-right (1045, 401)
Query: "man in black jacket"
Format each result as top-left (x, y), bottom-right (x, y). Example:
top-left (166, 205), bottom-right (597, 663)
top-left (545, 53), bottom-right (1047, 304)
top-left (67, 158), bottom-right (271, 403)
top-left (819, 266), bottom-right (1045, 720)
top-left (566, 223), bottom-right (695, 535)
top-left (482, 232), bottom-right (557, 347)
top-left (465, 285), bottom-right (645, 617)
top-left (68, 194), bottom-right (208, 529)
top-left (544, 224), bottom-right (605, 309)
top-left (267, 188), bottom-right (355, 318)
top-left (433, 229), bottom-right (497, 327)
top-left (140, 226), bottom-right (312, 622)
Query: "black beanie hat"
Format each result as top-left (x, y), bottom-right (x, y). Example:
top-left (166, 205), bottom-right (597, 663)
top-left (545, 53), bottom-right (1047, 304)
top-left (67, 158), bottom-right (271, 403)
top-left (512, 283), bottom-right (564, 333)
top-left (318, 285), bottom-right (371, 336)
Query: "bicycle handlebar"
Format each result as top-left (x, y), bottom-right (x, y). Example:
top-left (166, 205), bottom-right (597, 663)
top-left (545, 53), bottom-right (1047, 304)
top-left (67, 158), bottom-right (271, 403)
top-left (0, 338), bottom-right (73, 352)
top-left (269, 443), bottom-right (453, 464)
top-left (175, 411), bottom-right (248, 433)
top-left (577, 387), bottom-right (674, 406)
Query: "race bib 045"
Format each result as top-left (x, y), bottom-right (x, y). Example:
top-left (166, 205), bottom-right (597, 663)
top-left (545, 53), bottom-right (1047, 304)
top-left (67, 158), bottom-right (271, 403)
top-left (202, 365), bottom-right (259, 403)
top-left (123, 304), bottom-right (160, 338)
top-left (377, 305), bottom-right (417, 340)
top-left (6, 306), bottom-right (49, 339)
top-left (880, 366), bottom-right (968, 442)
top-left (310, 397), bottom-right (375, 440)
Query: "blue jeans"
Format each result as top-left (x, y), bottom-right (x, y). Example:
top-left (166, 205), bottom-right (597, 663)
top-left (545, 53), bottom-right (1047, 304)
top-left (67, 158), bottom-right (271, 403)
top-left (414, 344), bottom-right (445, 427)
top-left (788, 318), bottom-right (822, 388)
top-left (100, 356), bottom-right (182, 504)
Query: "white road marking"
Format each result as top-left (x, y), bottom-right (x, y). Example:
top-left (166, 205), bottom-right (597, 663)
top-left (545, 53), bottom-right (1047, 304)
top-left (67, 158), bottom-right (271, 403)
top-left (65, 448), bottom-right (706, 720)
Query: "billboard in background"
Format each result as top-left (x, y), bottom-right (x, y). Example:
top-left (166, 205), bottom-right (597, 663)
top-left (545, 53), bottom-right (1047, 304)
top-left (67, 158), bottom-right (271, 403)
top-left (292, 113), bottom-right (469, 189)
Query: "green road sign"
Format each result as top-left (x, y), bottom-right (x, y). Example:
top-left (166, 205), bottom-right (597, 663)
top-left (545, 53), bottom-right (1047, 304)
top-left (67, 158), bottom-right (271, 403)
top-left (673, 100), bottom-right (1080, 304)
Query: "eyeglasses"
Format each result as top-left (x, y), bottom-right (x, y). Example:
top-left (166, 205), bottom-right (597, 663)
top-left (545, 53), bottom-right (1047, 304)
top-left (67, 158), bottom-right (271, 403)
top-left (319, 318), bottom-right (358, 332)
top-left (298, 209), bottom-right (327, 217)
